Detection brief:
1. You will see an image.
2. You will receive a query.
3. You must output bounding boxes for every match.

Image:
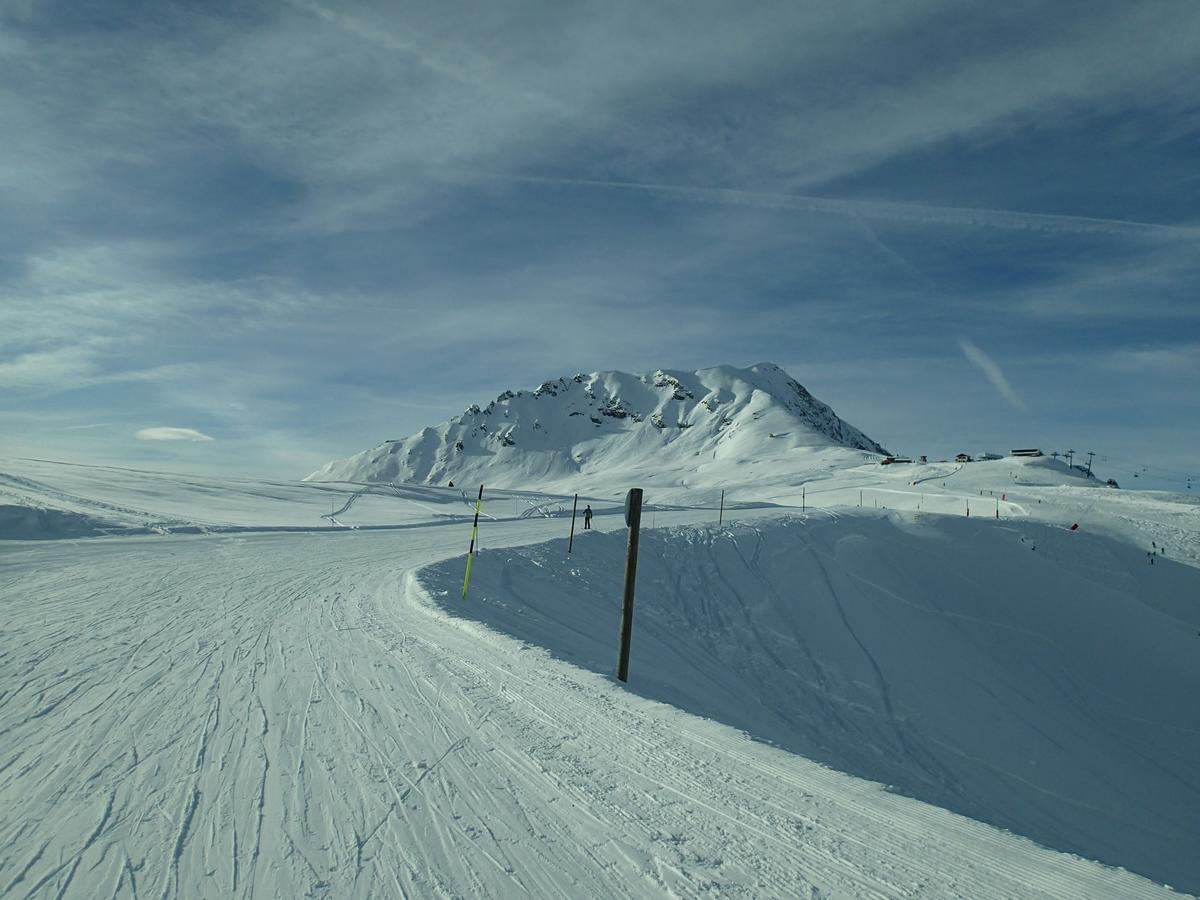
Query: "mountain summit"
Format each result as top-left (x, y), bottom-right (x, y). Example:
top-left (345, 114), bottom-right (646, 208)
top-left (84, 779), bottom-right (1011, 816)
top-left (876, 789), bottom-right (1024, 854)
top-left (306, 363), bottom-right (887, 490)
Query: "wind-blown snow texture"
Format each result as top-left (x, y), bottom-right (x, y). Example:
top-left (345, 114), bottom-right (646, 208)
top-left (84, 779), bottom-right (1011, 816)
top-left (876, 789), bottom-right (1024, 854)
top-left (306, 363), bottom-right (887, 489)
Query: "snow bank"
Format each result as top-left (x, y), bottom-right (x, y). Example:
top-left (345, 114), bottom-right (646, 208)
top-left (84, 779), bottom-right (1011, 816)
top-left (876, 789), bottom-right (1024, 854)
top-left (0, 503), bottom-right (116, 539)
top-left (421, 511), bottom-right (1200, 892)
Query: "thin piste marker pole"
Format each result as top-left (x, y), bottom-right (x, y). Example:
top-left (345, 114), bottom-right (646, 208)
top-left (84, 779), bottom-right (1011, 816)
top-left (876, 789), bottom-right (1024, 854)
top-left (462, 484), bottom-right (484, 599)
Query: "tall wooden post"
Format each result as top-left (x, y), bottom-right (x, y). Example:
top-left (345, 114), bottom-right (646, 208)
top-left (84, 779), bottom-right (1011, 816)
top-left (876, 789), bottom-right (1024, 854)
top-left (567, 493), bottom-right (578, 554)
top-left (719, 489), bottom-right (725, 525)
top-left (616, 488), bottom-right (643, 683)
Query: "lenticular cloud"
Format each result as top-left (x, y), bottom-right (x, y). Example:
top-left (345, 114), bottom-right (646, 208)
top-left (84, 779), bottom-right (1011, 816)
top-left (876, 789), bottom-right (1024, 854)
top-left (135, 426), bottom-right (214, 442)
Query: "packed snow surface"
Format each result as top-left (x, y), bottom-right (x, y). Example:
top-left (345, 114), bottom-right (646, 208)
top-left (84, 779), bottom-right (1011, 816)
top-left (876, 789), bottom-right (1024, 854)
top-left (2, 446), bottom-right (1198, 897)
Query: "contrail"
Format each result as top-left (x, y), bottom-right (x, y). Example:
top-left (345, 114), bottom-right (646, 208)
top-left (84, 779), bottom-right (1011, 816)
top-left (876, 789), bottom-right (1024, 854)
top-left (281, 0), bottom-right (579, 119)
top-left (852, 215), bottom-right (934, 287)
top-left (960, 339), bottom-right (1027, 412)
top-left (280, 0), bottom-right (476, 87)
top-left (480, 172), bottom-right (1199, 239)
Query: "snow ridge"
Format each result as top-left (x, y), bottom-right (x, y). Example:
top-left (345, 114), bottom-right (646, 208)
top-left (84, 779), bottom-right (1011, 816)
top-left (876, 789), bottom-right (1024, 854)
top-left (306, 363), bottom-right (887, 487)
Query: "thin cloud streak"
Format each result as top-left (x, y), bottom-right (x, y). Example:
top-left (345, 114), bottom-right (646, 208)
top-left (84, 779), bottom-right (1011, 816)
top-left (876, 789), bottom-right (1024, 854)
top-left (959, 339), bottom-right (1027, 412)
top-left (479, 172), bottom-right (1200, 238)
top-left (279, 0), bottom-right (581, 121)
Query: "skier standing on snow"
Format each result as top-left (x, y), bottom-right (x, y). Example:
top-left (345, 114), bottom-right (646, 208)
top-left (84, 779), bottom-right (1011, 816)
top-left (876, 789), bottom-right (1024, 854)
top-left (583, 505), bottom-right (593, 529)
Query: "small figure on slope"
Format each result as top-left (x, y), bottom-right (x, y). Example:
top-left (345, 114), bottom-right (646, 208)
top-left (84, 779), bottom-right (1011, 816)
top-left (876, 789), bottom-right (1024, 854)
top-left (583, 504), bottom-right (593, 529)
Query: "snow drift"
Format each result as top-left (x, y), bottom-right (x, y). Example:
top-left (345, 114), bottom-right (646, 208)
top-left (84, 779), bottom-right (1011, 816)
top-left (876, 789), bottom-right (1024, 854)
top-left (306, 363), bottom-right (887, 490)
top-left (421, 512), bottom-right (1200, 893)
top-left (0, 503), bottom-right (116, 539)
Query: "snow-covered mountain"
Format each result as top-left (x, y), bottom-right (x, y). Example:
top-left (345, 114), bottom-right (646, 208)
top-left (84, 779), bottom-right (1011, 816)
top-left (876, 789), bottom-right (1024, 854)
top-left (306, 363), bottom-right (887, 488)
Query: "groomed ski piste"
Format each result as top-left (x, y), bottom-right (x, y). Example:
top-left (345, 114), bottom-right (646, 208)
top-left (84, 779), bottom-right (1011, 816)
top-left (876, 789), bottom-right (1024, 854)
top-left (2, 452), bottom-right (1198, 898)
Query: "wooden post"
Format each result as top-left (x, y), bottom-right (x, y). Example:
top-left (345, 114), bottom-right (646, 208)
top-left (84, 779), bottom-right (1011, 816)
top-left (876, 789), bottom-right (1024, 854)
top-left (719, 489), bottom-right (725, 525)
top-left (802, 486), bottom-right (805, 512)
top-left (616, 488), bottom-right (643, 683)
top-left (567, 493), bottom-right (578, 555)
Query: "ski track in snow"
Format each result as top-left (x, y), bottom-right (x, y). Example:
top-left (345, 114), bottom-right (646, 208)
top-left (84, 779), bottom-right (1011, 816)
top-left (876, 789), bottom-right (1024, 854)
top-left (1, 502), bottom-right (1191, 900)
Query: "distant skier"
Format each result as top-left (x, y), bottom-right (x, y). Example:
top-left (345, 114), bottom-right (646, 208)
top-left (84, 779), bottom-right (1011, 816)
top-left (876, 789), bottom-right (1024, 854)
top-left (448, 480), bottom-right (454, 488)
top-left (583, 505), bottom-right (593, 529)
top-left (1070, 523), bottom-right (1079, 531)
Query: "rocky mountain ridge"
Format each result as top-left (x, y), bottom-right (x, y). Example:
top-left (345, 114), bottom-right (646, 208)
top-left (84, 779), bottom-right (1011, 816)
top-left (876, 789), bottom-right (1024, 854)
top-left (306, 362), bottom-right (887, 489)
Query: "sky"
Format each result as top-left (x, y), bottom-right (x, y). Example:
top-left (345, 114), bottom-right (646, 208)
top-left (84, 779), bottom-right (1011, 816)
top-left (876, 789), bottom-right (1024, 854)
top-left (2, 0), bottom-right (1198, 490)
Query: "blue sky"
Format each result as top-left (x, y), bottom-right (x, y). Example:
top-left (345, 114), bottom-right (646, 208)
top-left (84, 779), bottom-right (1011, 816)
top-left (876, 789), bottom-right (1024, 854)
top-left (2, 0), bottom-right (1197, 490)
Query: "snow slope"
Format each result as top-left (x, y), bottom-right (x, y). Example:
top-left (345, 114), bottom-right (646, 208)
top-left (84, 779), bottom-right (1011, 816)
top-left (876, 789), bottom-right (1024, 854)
top-left (422, 513), bottom-right (1200, 892)
top-left (305, 363), bottom-right (887, 491)
top-left (2, 453), bottom-right (1198, 896)
top-left (1, 516), bottom-right (1188, 899)
top-left (0, 458), bottom-right (588, 540)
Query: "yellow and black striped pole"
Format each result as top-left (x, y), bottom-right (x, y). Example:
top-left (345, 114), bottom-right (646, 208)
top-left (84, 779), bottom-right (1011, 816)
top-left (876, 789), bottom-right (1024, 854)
top-left (462, 484), bottom-right (484, 599)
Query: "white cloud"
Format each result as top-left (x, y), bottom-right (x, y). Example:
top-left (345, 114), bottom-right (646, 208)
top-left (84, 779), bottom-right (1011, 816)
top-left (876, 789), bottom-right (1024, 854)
top-left (0, 345), bottom-right (101, 388)
top-left (5, 1), bottom-right (1198, 241)
top-left (135, 427), bottom-right (215, 442)
top-left (0, 242), bottom-right (331, 404)
top-left (959, 339), bottom-right (1027, 412)
top-left (4, 2), bottom-right (1196, 478)
top-left (1014, 238), bottom-right (1200, 320)
top-left (1105, 344), bottom-right (1200, 375)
